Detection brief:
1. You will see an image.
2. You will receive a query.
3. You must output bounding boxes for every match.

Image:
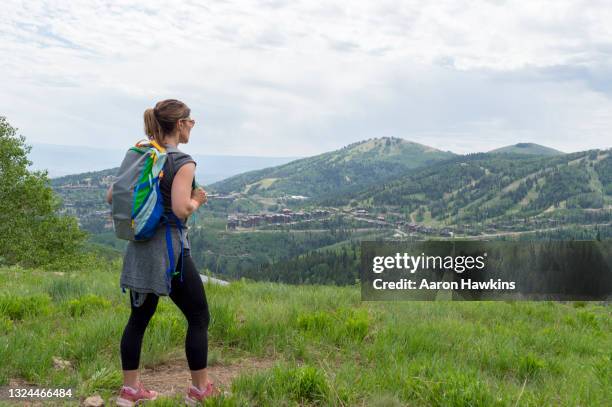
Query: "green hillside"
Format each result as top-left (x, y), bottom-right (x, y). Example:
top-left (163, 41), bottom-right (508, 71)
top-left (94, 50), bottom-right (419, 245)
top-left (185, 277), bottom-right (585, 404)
top-left (1, 265), bottom-right (609, 406)
top-left (50, 168), bottom-right (116, 233)
top-left (50, 168), bottom-right (118, 187)
top-left (209, 137), bottom-right (455, 199)
top-left (341, 149), bottom-right (611, 225)
top-left (489, 143), bottom-right (564, 156)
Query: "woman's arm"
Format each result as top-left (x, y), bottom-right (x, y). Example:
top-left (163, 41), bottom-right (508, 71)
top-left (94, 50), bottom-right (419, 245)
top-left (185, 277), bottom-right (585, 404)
top-left (171, 162), bottom-right (207, 219)
top-left (106, 185), bottom-right (112, 204)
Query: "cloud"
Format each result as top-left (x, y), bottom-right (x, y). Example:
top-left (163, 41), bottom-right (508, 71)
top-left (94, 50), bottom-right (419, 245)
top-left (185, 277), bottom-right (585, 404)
top-left (0, 0), bottom-right (611, 158)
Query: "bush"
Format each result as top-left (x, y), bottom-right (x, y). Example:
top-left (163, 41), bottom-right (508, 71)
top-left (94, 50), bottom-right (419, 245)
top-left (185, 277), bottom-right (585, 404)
top-left (0, 294), bottom-right (53, 320)
top-left (79, 367), bottom-right (122, 394)
top-left (289, 365), bottom-right (330, 403)
top-left (233, 364), bottom-right (331, 405)
top-left (66, 294), bottom-right (111, 317)
top-left (209, 302), bottom-right (238, 341)
top-left (45, 279), bottom-right (87, 301)
top-left (343, 310), bottom-right (370, 341)
top-left (296, 311), bottom-right (334, 333)
top-left (517, 353), bottom-right (546, 378)
top-left (296, 307), bottom-right (370, 343)
top-left (404, 370), bottom-right (504, 407)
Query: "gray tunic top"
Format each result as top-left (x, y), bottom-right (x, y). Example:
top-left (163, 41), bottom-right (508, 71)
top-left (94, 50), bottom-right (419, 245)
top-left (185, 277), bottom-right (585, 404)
top-left (119, 145), bottom-right (196, 306)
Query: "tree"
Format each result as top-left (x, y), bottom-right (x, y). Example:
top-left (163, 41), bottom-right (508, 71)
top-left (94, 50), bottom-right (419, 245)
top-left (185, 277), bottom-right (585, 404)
top-left (0, 116), bottom-right (86, 268)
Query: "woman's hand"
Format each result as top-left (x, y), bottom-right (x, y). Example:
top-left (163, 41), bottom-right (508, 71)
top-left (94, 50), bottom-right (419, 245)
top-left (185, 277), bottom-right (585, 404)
top-left (191, 187), bottom-right (208, 206)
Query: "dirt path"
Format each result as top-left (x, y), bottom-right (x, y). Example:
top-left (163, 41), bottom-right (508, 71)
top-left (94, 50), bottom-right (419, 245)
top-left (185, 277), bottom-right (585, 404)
top-left (138, 355), bottom-right (277, 397)
top-left (5, 356), bottom-right (277, 405)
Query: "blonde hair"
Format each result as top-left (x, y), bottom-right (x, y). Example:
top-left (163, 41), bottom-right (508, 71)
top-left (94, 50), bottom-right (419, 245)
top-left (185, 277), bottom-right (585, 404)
top-left (143, 99), bottom-right (190, 146)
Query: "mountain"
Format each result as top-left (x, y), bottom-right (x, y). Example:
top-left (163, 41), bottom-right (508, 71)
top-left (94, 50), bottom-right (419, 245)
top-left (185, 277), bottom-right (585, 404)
top-left (209, 137), bottom-right (456, 199)
top-left (489, 143), bottom-right (564, 156)
top-left (344, 149), bottom-right (611, 224)
top-left (49, 136), bottom-right (611, 236)
top-left (29, 143), bottom-right (299, 184)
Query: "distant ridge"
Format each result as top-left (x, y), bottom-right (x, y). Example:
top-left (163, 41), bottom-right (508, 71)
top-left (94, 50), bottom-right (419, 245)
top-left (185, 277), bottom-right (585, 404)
top-left (489, 143), bottom-right (564, 156)
top-left (50, 137), bottom-right (611, 232)
top-left (210, 137), bottom-right (456, 199)
top-left (342, 147), bottom-right (611, 224)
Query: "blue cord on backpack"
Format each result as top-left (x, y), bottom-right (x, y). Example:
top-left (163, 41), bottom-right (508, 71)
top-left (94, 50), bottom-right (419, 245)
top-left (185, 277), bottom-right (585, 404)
top-left (164, 212), bottom-right (186, 293)
top-left (164, 218), bottom-right (175, 293)
top-left (175, 213), bottom-right (185, 283)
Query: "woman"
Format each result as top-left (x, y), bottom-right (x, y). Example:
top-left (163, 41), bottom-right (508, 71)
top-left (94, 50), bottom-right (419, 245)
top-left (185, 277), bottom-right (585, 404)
top-left (106, 99), bottom-right (218, 406)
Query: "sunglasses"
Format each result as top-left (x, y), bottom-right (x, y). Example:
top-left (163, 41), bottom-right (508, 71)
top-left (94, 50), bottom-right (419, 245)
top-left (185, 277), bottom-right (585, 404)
top-left (180, 117), bottom-right (196, 126)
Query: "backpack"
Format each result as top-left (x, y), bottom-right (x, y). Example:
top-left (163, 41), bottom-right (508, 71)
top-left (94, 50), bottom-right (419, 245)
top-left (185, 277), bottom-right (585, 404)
top-left (112, 139), bottom-right (169, 241)
top-left (111, 139), bottom-right (189, 293)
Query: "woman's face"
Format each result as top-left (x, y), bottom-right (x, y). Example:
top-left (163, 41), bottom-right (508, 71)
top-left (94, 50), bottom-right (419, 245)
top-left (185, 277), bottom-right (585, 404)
top-left (178, 116), bottom-right (195, 144)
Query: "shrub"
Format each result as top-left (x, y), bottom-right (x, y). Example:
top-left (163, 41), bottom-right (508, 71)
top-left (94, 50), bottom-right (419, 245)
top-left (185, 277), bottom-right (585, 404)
top-left (340, 308), bottom-right (369, 342)
top-left (289, 365), bottom-right (330, 403)
top-left (296, 311), bottom-right (334, 333)
top-left (79, 367), bottom-right (122, 394)
top-left (233, 364), bottom-right (331, 405)
top-left (576, 311), bottom-right (599, 330)
top-left (209, 302), bottom-right (238, 341)
top-left (296, 307), bottom-right (371, 344)
top-left (572, 301), bottom-right (587, 308)
top-left (45, 278), bottom-right (87, 301)
top-left (405, 370), bottom-right (504, 407)
top-left (517, 353), bottom-right (546, 378)
top-left (66, 294), bottom-right (111, 317)
top-left (0, 294), bottom-right (52, 320)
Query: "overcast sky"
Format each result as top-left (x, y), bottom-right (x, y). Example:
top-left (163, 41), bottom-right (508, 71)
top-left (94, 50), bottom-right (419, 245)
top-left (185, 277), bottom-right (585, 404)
top-left (1, 1), bottom-right (611, 156)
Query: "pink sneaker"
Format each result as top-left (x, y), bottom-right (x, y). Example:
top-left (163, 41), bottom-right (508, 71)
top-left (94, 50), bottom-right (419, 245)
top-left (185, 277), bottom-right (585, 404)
top-left (184, 382), bottom-right (220, 406)
top-left (116, 381), bottom-right (159, 406)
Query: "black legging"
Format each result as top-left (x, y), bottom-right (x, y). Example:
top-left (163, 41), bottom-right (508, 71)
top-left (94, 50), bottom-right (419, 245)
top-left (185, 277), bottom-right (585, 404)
top-left (120, 251), bottom-right (210, 371)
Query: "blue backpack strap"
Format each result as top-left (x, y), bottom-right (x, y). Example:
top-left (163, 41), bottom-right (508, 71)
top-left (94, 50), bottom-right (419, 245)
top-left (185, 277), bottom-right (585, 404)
top-left (163, 212), bottom-right (186, 291)
top-left (164, 216), bottom-right (175, 294)
top-left (170, 212), bottom-right (185, 283)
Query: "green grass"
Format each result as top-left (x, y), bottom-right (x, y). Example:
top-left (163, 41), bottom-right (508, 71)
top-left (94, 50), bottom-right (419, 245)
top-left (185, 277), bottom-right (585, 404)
top-left (0, 264), bottom-right (610, 406)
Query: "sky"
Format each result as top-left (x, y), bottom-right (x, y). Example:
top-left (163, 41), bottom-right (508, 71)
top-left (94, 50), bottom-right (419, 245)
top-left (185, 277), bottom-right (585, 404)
top-left (1, 0), bottom-right (612, 157)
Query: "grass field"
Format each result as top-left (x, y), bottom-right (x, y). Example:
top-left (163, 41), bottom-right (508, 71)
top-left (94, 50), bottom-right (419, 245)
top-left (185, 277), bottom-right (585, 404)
top-left (0, 263), bottom-right (610, 406)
